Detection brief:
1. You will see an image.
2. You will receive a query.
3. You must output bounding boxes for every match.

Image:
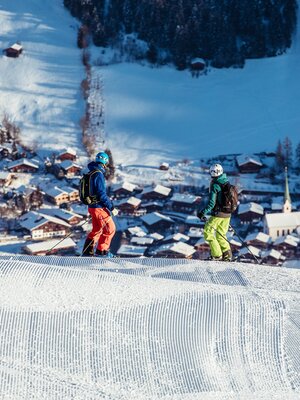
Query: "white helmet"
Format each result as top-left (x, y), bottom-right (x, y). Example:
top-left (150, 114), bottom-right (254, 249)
top-left (209, 163), bottom-right (223, 177)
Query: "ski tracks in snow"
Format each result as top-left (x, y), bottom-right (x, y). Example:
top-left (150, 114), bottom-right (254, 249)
top-left (0, 255), bottom-right (299, 399)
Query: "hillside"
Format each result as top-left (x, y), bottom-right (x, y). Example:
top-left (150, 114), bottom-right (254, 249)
top-left (0, 254), bottom-right (299, 399)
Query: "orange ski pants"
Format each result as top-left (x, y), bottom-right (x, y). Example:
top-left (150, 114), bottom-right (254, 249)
top-left (87, 207), bottom-right (116, 251)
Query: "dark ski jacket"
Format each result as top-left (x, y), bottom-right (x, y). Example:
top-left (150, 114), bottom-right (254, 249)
top-left (201, 173), bottom-right (231, 218)
top-left (87, 162), bottom-right (114, 210)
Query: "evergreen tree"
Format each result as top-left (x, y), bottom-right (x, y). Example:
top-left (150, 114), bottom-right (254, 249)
top-left (295, 142), bottom-right (300, 170)
top-left (283, 136), bottom-right (293, 168)
top-left (275, 140), bottom-right (285, 171)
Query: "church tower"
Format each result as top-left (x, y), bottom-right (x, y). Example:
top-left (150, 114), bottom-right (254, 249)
top-left (283, 167), bottom-right (292, 213)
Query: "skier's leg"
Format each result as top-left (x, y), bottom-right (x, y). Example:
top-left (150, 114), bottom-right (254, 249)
top-left (203, 217), bottom-right (222, 258)
top-left (87, 208), bottom-right (103, 244)
top-left (96, 208), bottom-right (116, 252)
top-left (215, 217), bottom-right (231, 259)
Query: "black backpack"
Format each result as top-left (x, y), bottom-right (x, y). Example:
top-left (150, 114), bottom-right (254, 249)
top-left (79, 170), bottom-right (100, 206)
top-left (218, 182), bottom-right (239, 213)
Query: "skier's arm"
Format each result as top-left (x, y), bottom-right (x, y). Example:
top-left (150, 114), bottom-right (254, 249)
top-left (94, 173), bottom-right (114, 210)
top-left (201, 184), bottom-right (220, 215)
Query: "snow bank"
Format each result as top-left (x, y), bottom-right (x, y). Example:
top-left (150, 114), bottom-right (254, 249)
top-left (0, 255), bottom-right (299, 399)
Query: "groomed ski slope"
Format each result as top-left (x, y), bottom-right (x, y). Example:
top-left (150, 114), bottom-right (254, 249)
top-left (0, 255), bottom-right (300, 399)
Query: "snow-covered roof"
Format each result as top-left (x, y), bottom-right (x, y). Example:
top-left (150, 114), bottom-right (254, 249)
top-left (191, 57), bottom-right (205, 64)
top-left (39, 208), bottom-right (82, 222)
top-left (141, 212), bottom-right (174, 226)
top-left (7, 158), bottom-right (39, 170)
top-left (142, 184), bottom-right (171, 197)
top-left (227, 237), bottom-right (242, 247)
top-left (236, 154), bottom-right (263, 167)
top-left (188, 227), bottom-right (202, 238)
top-left (10, 43), bottom-right (23, 51)
top-left (58, 148), bottom-right (76, 156)
top-left (245, 232), bottom-right (271, 244)
top-left (185, 215), bottom-right (202, 226)
top-left (59, 160), bottom-right (82, 170)
top-left (43, 186), bottom-right (68, 198)
top-left (162, 233), bottom-right (190, 243)
top-left (261, 249), bottom-right (283, 260)
top-left (19, 211), bottom-right (71, 231)
top-left (155, 242), bottom-right (196, 257)
top-left (117, 244), bottom-right (147, 256)
top-left (127, 226), bottom-right (148, 237)
top-left (130, 236), bottom-right (154, 245)
top-left (149, 232), bottom-right (164, 241)
top-left (273, 235), bottom-right (298, 247)
top-left (239, 246), bottom-right (261, 257)
top-left (0, 171), bottom-right (12, 180)
top-left (113, 182), bottom-right (136, 192)
top-left (265, 212), bottom-right (300, 229)
top-left (119, 197), bottom-right (141, 207)
top-left (24, 238), bottom-right (75, 254)
top-left (170, 193), bottom-right (201, 204)
top-left (238, 202), bottom-right (264, 215)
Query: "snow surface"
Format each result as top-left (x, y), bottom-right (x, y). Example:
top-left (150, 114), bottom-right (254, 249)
top-left (0, 254), bottom-right (300, 399)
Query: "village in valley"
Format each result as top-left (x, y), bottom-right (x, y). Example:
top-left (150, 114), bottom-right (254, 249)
top-left (0, 113), bottom-right (299, 267)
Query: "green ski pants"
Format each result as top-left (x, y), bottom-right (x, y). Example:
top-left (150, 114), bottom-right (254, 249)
top-left (203, 216), bottom-right (231, 258)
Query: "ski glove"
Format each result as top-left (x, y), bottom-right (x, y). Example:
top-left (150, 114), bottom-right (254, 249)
top-left (111, 208), bottom-right (119, 216)
top-left (197, 211), bottom-right (206, 221)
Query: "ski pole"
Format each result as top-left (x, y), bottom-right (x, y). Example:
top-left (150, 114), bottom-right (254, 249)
top-left (228, 223), bottom-right (260, 264)
top-left (45, 217), bottom-right (91, 256)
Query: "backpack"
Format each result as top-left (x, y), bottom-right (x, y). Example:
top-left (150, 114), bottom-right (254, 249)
top-left (79, 170), bottom-right (99, 206)
top-left (218, 182), bottom-right (239, 213)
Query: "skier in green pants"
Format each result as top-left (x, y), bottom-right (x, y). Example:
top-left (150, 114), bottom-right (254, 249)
top-left (198, 163), bottom-right (233, 261)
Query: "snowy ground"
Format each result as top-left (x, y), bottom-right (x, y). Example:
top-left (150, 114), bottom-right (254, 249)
top-left (0, 0), bottom-right (86, 160)
top-left (0, 255), bottom-right (300, 399)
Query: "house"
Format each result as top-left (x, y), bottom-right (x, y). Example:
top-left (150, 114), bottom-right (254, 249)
top-left (117, 244), bottom-right (147, 257)
top-left (194, 237), bottom-right (210, 254)
top-left (43, 186), bottom-right (79, 205)
top-left (162, 232), bottom-right (190, 244)
top-left (159, 162), bottom-right (170, 171)
top-left (117, 197), bottom-right (142, 215)
top-left (260, 249), bottom-right (284, 266)
top-left (141, 184), bottom-right (171, 200)
top-left (39, 208), bottom-right (83, 225)
top-left (273, 235), bottom-right (298, 258)
top-left (190, 58), bottom-right (206, 71)
top-left (57, 148), bottom-right (77, 161)
top-left (227, 237), bottom-right (242, 253)
top-left (23, 238), bottom-right (76, 256)
top-left (59, 160), bottom-right (82, 176)
top-left (141, 201), bottom-right (164, 213)
top-left (236, 154), bottom-right (263, 173)
top-left (170, 193), bottom-right (201, 213)
top-left (112, 182), bottom-right (137, 197)
top-left (7, 158), bottom-right (39, 173)
top-left (185, 215), bottom-right (202, 227)
top-left (4, 43), bottom-right (23, 58)
top-left (19, 211), bottom-right (71, 240)
top-left (244, 232), bottom-right (272, 249)
top-left (140, 212), bottom-right (174, 231)
top-left (153, 242), bottom-right (196, 259)
top-left (130, 236), bottom-right (155, 246)
top-left (0, 171), bottom-right (13, 186)
top-left (187, 227), bottom-right (203, 244)
top-left (238, 246), bottom-right (261, 262)
top-left (264, 168), bottom-right (300, 239)
top-left (15, 185), bottom-right (43, 210)
top-left (238, 202), bottom-right (264, 224)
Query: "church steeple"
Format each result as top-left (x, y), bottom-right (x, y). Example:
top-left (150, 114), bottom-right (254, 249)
top-left (283, 166), bottom-right (292, 213)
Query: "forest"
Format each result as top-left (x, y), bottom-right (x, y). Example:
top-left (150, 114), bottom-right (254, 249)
top-left (64, 0), bottom-right (298, 69)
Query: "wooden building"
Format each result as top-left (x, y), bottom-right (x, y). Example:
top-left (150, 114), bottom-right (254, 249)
top-left (59, 160), bottom-right (82, 176)
top-left (57, 148), bottom-right (77, 161)
top-left (153, 242), bottom-right (196, 259)
top-left (244, 232), bottom-right (271, 249)
top-left (117, 197), bottom-right (142, 215)
top-left (7, 158), bottom-right (39, 173)
top-left (236, 154), bottom-right (263, 173)
top-left (43, 186), bottom-right (79, 206)
top-left (170, 193), bottom-right (201, 213)
top-left (273, 235), bottom-right (298, 259)
top-left (4, 43), bottom-right (23, 58)
top-left (23, 238), bottom-right (76, 256)
top-left (0, 171), bottom-right (13, 186)
top-left (260, 249), bottom-right (284, 266)
top-left (190, 58), bottom-right (206, 71)
top-left (141, 184), bottom-right (171, 200)
top-left (238, 202), bottom-right (264, 224)
top-left (140, 212), bottom-right (174, 231)
top-left (112, 182), bottom-right (137, 198)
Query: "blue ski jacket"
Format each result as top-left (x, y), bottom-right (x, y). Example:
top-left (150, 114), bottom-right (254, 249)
top-left (87, 162), bottom-right (114, 210)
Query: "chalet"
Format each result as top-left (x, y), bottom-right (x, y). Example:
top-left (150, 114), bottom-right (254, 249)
top-left (185, 215), bottom-right (202, 227)
top-left (264, 168), bottom-right (300, 239)
top-left (227, 237), bottom-right (242, 253)
top-left (127, 226), bottom-right (148, 237)
top-left (43, 186), bottom-right (79, 205)
top-left (141, 184), bottom-right (171, 200)
top-left (39, 208), bottom-right (83, 225)
top-left (187, 227), bottom-right (203, 244)
top-left (194, 237), bottom-right (210, 255)
top-left (140, 212), bottom-right (174, 231)
top-left (238, 246), bottom-right (261, 262)
top-left (57, 148), bottom-right (77, 161)
top-left (159, 162), bottom-right (170, 171)
top-left (4, 43), bottom-right (23, 58)
top-left (19, 211), bottom-right (71, 240)
top-left (117, 197), bottom-right (142, 215)
top-left (162, 232), bottom-right (190, 244)
top-left (7, 158), bottom-right (39, 173)
top-left (117, 244), bottom-right (147, 257)
top-left (15, 186), bottom-right (43, 210)
top-left (273, 235), bottom-right (298, 258)
top-left (141, 201), bottom-right (164, 213)
top-left (244, 232), bottom-right (272, 249)
top-left (260, 249), bottom-right (284, 266)
top-left (236, 154), bottom-right (263, 173)
top-left (153, 242), bottom-right (196, 259)
top-left (0, 171), bottom-right (13, 186)
top-left (170, 193), bottom-right (201, 213)
top-left (59, 160), bottom-right (82, 176)
top-left (23, 238), bottom-right (76, 256)
top-left (130, 236), bottom-right (154, 246)
top-left (0, 144), bottom-right (13, 159)
top-left (190, 58), bottom-right (206, 71)
top-left (238, 202), bottom-right (264, 224)
top-left (112, 182), bottom-right (137, 197)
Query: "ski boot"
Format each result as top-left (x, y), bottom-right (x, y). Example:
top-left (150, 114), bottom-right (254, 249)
top-left (95, 249), bottom-right (115, 258)
top-left (206, 255), bottom-right (223, 261)
top-left (81, 238), bottom-right (95, 257)
top-left (222, 249), bottom-right (233, 262)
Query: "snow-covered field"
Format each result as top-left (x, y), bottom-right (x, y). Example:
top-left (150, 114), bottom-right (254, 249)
top-left (0, 0), bottom-right (86, 159)
top-left (0, 254), bottom-right (300, 399)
